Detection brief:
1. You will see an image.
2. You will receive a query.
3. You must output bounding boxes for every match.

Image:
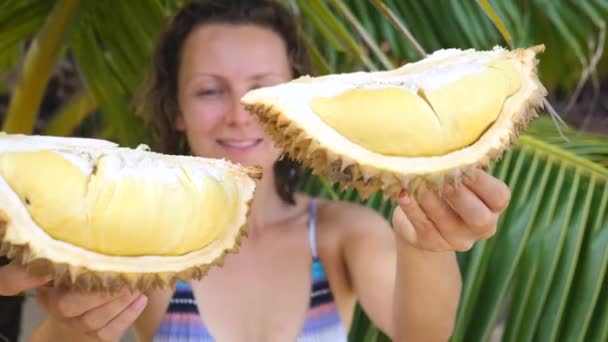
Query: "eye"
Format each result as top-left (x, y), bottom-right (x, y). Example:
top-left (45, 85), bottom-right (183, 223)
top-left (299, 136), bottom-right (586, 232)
top-left (196, 87), bottom-right (223, 97)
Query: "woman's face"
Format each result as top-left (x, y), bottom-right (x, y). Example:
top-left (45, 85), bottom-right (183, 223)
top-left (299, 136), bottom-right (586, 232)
top-left (175, 23), bottom-right (292, 169)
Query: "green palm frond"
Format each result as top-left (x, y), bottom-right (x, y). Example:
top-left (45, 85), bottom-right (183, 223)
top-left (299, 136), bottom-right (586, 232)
top-left (293, 2), bottom-right (608, 341)
top-left (0, 0), bottom-right (169, 145)
top-left (527, 116), bottom-right (608, 166)
top-left (300, 121), bottom-right (608, 342)
top-left (2, 0), bottom-right (79, 134)
top-left (0, 0), bottom-right (53, 52)
top-left (300, 0), bottom-right (608, 93)
top-left (65, 0), bottom-right (166, 146)
top-left (453, 136), bottom-right (608, 342)
top-left (44, 90), bottom-right (96, 137)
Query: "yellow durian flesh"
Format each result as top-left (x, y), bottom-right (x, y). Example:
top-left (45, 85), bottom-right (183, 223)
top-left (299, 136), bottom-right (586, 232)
top-left (310, 87), bottom-right (443, 157)
top-left (0, 150), bottom-right (239, 257)
top-left (309, 54), bottom-right (522, 157)
top-left (241, 45), bottom-right (547, 199)
top-left (0, 133), bottom-right (261, 291)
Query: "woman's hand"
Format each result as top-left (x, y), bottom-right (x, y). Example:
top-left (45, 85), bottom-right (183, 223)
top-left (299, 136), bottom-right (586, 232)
top-left (0, 260), bottom-right (52, 296)
top-left (36, 285), bottom-right (148, 341)
top-left (392, 168), bottom-right (511, 252)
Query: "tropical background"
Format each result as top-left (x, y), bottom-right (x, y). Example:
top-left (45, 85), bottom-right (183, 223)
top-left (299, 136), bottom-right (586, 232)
top-left (1, 0), bottom-right (607, 341)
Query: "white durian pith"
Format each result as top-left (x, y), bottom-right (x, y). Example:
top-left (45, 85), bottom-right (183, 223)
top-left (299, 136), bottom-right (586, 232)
top-left (241, 45), bottom-right (547, 199)
top-left (0, 133), bottom-right (261, 291)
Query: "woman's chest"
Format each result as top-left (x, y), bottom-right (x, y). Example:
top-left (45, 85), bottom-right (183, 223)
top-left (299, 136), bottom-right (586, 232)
top-left (190, 232), bottom-right (318, 340)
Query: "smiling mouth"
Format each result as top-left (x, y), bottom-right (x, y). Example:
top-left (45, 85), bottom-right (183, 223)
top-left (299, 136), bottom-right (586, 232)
top-left (217, 139), bottom-right (263, 149)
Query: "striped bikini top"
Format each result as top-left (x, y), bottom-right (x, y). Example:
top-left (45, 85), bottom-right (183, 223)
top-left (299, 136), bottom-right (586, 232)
top-left (153, 198), bottom-right (348, 341)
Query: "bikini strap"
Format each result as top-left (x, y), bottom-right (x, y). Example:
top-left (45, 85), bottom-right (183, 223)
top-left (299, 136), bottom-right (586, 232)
top-left (308, 198), bottom-right (319, 259)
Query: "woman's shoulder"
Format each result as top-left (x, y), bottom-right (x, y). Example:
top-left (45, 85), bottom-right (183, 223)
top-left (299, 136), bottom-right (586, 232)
top-left (309, 195), bottom-right (397, 287)
top-left (311, 195), bottom-right (393, 240)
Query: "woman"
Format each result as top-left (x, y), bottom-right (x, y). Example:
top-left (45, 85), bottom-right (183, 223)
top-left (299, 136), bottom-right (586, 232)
top-left (32, 1), bottom-right (511, 341)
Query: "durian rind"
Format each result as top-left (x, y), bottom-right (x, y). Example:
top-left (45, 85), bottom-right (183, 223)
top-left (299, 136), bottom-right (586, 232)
top-left (0, 133), bottom-right (261, 292)
top-left (242, 45), bottom-right (547, 199)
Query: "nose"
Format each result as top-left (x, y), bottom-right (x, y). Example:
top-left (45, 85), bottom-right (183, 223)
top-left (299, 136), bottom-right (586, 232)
top-left (226, 94), bottom-right (255, 127)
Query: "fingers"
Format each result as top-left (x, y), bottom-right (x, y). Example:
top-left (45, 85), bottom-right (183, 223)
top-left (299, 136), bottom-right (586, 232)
top-left (418, 189), bottom-right (479, 251)
top-left (78, 290), bottom-right (142, 333)
top-left (37, 285), bottom-right (147, 341)
top-left (462, 169), bottom-right (511, 212)
top-left (0, 261), bottom-right (52, 296)
top-left (392, 170), bottom-right (510, 252)
top-left (39, 286), bottom-right (132, 318)
top-left (96, 294), bottom-right (148, 341)
top-left (442, 183), bottom-right (498, 239)
top-left (394, 192), bottom-right (452, 252)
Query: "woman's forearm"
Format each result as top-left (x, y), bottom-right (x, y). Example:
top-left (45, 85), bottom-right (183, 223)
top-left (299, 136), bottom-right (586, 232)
top-left (392, 240), bottom-right (462, 342)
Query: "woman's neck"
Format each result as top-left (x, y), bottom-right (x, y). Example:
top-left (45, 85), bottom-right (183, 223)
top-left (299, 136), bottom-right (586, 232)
top-left (246, 167), bottom-right (299, 238)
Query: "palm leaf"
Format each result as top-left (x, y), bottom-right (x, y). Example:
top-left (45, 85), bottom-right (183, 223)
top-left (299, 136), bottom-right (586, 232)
top-left (453, 136), bottom-right (608, 341)
top-left (67, 20), bottom-right (140, 145)
top-left (0, 0), bottom-right (53, 52)
top-left (309, 0), bottom-right (608, 92)
top-left (0, 0), bottom-right (51, 92)
top-left (2, 0), bottom-right (79, 134)
top-left (328, 0), bottom-right (395, 70)
top-left (300, 127), bottom-right (608, 342)
top-left (296, 0), bottom-right (378, 72)
top-left (527, 116), bottom-right (608, 166)
top-left (293, 2), bottom-right (608, 341)
top-left (63, 0), bottom-right (166, 145)
top-left (44, 90), bottom-right (96, 136)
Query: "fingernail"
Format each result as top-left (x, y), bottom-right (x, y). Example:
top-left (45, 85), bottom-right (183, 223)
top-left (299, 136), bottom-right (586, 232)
top-left (132, 295), bottom-right (148, 310)
top-left (399, 191), bottom-right (411, 205)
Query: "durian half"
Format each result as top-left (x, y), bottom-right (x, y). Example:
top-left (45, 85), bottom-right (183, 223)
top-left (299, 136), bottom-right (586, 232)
top-left (242, 45), bottom-right (547, 199)
top-left (0, 133), bottom-right (261, 291)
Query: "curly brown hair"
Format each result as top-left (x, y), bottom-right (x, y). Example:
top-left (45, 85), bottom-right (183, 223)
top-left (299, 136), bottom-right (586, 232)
top-left (135, 0), bottom-right (312, 204)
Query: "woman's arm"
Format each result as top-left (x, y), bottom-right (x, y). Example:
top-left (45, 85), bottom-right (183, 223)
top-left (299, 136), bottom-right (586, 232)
top-left (389, 236), bottom-right (461, 341)
top-left (342, 169), bottom-right (510, 341)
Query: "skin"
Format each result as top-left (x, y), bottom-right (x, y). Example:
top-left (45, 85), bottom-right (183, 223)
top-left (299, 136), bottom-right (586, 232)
top-left (31, 23), bottom-right (511, 342)
top-left (0, 261), bottom-right (52, 296)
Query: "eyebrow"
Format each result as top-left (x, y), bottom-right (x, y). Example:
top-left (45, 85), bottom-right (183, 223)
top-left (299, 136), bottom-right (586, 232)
top-left (248, 72), bottom-right (284, 80)
top-left (184, 72), bottom-right (284, 86)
